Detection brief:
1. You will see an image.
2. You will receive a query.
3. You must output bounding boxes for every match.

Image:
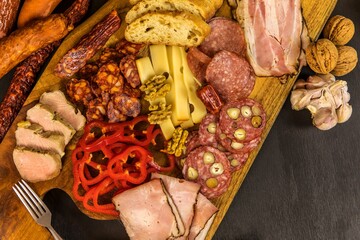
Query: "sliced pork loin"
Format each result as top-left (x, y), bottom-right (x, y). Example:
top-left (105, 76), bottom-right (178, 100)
top-left (152, 173), bottom-right (201, 239)
top-left (26, 104), bottom-right (75, 145)
top-left (13, 147), bottom-right (62, 183)
top-left (112, 178), bottom-right (185, 240)
top-left (40, 90), bottom-right (86, 131)
top-left (15, 121), bottom-right (66, 157)
top-left (188, 193), bottom-right (218, 240)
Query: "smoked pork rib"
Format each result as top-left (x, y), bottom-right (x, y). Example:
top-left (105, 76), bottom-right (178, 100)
top-left (235, 0), bottom-right (309, 77)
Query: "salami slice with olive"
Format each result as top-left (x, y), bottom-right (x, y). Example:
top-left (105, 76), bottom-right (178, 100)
top-left (182, 146), bottom-right (232, 199)
top-left (219, 98), bottom-right (266, 143)
top-left (198, 113), bottom-right (218, 148)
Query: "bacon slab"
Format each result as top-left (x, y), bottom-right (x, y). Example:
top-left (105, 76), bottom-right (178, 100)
top-left (234, 0), bottom-right (309, 77)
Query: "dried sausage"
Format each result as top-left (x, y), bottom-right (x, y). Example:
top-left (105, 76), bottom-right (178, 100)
top-left (183, 146), bottom-right (232, 199)
top-left (198, 17), bottom-right (246, 58)
top-left (0, 0), bottom-right (20, 38)
top-left (0, 14), bottom-right (72, 79)
top-left (54, 10), bottom-right (121, 79)
top-left (218, 98), bottom-right (266, 142)
top-left (205, 50), bottom-right (255, 102)
top-left (186, 47), bottom-right (211, 85)
top-left (198, 113), bottom-right (218, 148)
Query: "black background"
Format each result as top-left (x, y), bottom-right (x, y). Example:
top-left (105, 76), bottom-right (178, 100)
top-left (1, 0), bottom-right (359, 239)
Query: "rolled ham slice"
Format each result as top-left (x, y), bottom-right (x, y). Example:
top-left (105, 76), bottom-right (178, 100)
top-left (152, 173), bottom-right (201, 239)
top-left (112, 178), bottom-right (185, 240)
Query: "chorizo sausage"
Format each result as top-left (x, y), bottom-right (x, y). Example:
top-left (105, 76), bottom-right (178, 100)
top-left (54, 10), bottom-right (121, 79)
top-left (0, 0), bottom-right (90, 142)
top-left (0, 14), bottom-right (72, 79)
top-left (17, 0), bottom-right (61, 28)
top-left (0, 0), bottom-right (20, 38)
top-left (0, 43), bottom-right (59, 142)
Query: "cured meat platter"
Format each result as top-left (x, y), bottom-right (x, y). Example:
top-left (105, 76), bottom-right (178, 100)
top-left (0, 0), bottom-right (337, 239)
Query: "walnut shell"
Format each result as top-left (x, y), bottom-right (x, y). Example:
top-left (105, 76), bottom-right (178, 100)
top-left (305, 39), bottom-right (338, 74)
top-left (323, 15), bottom-right (355, 45)
top-left (331, 46), bottom-right (358, 76)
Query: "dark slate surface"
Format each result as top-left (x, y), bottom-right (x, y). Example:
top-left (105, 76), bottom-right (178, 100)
top-left (1, 0), bottom-right (359, 239)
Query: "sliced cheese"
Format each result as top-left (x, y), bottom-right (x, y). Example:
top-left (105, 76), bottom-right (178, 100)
top-left (160, 118), bottom-right (176, 140)
top-left (180, 47), bottom-right (207, 124)
top-left (136, 57), bottom-right (156, 83)
top-left (180, 118), bottom-right (194, 129)
top-left (167, 46), bottom-right (191, 125)
top-left (149, 45), bottom-right (170, 75)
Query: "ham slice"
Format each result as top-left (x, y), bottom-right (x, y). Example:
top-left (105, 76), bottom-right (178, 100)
top-left (112, 178), bottom-right (185, 240)
top-left (188, 193), bottom-right (218, 240)
top-left (233, 0), bottom-right (309, 77)
top-left (152, 173), bottom-right (201, 239)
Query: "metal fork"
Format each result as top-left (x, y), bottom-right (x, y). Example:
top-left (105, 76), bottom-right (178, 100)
top-left (13, 179), bottom-right (63, 240)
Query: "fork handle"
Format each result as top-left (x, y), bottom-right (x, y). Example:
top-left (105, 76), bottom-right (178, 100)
top-left (47, 225), bottom-right (63, 240)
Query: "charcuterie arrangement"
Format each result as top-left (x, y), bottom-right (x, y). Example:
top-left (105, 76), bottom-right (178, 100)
top-left (0, 0), bottom-right (356, 239)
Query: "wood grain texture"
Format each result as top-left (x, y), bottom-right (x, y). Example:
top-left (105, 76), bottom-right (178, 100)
top-left (0, 0), bottom-right (337, 239)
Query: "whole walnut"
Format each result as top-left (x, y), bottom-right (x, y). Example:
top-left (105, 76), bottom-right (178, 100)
top-left (306, 39), bottom-right (338, 74)
top-left (331, 46), bottom-right (358, 76)
top-left (323, 15), bottom-right (355, 45)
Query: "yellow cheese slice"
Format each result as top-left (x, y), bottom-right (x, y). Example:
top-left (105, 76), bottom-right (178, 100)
top-left (160, 118), bottom-right (175, 140)
top-left (149, 45), bottom-right (170, 75)
top-left (179, 47), bottom-right (207, 124)
top-left (167, 46), bottom-right (191, 125)
top-left (136, 57), bottom-right (156, 84)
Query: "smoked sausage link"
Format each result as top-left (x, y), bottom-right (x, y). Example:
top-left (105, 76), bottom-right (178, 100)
top-left (0, 0), bottom-right (20, 38)
top-left (0, 14), bottom-right (73, 79)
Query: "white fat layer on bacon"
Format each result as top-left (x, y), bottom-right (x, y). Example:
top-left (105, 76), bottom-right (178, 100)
top-left (239, 0), bottom-right (307, 76)
top-left (152, 173), bottom-right (201, 239)
top-left (188, 193), bottom-right (218, 240)
top-left (112, 178), bottom-right (183, 240)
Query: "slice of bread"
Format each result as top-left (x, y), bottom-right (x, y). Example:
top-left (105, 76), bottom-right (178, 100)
top-left (125, 11), bottom-right (211, 47)
top-left (125, 0), bottom-right (217, 24)
top-left (129, 0), bottom-right (141, 5)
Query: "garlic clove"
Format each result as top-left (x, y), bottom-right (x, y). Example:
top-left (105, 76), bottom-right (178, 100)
top-left (336, 103), bottom-right (352, 123)
top-left (312, 107), bottom-right (338, 130)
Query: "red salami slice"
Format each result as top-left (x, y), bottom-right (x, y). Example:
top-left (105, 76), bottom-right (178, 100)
top-left (185, 131), bottom-right (201, 155)
top-left (198, 17), bottom-right (246, 58)
top-left (205, 50), bottom-right (255, 102)
top-left (198, 113), bottom-right (218, 148)
top-left (216, 124), bottom-right (261, 154)
top-left (182, 146), bottom-right (231, 199)
top-left (219, 99), bottom-right (266, 142)
top-left (226, 152), bottom-right (249, 172)
top-left (186, 47), bottom-right (211, 85)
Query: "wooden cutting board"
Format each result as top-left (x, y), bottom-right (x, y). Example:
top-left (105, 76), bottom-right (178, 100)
top-left (0, 0), bottom-right (337, 239)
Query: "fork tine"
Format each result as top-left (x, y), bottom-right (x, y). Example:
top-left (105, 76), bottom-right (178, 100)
top-left (19, 180), bottom-right (48, 213)
top-left (13, 184), bottom-right (40, 220)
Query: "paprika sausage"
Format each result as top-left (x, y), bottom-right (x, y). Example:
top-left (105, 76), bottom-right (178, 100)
top-left (0, 14), bottom-right (72, 79)
top-left (0, 0), bottom-right (20, 38)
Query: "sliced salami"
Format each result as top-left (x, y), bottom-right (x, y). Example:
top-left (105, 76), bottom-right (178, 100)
top-left (226, 152), bottom-right (249, 172)
top-left (185, 131), bottom-right (201, 155)
top-left (186, 47), bottom-right (212, 85)
top-left (198, 17), bottom-right (246, 58)
top-left (216, 124), bottom-right (261, 154)
top-left (219, 99), bottom-right (266, 142)
top-left (205, 50), bottom-right (255, 102)
top-left (182, 146), bottom-right (231, 199)
top-left (198, 113), bottom-right (218, 148)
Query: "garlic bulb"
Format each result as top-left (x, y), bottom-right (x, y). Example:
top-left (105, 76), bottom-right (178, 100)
top-left (290, 73), bottom-right (352, 130)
